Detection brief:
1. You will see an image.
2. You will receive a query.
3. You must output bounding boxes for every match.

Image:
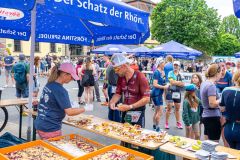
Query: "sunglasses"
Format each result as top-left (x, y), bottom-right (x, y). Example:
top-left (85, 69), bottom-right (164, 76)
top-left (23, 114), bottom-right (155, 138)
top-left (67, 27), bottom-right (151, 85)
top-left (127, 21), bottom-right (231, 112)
top-left (113, 66), bottom-right (122, 72)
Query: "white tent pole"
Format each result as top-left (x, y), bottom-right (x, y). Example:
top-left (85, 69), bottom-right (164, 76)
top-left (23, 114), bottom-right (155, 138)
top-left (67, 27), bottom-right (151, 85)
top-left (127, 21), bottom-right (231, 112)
top-left (26, 2), bottom-right (37, 141)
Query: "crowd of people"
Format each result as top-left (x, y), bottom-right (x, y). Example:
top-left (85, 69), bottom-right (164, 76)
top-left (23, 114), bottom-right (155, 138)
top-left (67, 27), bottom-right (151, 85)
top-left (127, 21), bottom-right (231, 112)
top-left (0, 52), bottom-right (240, 150)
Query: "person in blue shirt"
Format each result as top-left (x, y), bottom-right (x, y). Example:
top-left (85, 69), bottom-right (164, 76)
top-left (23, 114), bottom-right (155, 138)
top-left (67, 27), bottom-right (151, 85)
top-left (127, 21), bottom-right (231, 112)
top-left (34, 63), bottom-right (91, 140)
top-left (216, 61), bottom-right (232, 147)
top-left (4, 53), bottom-right (15, 87)
top-left (151, 58), bottom-right (169, 132)
top-left (216, 62), bottom-right (232, 94)
top-left (164, 55), bottom-right (174, 83)
top-left (220, 71), bottom-right (240, 149)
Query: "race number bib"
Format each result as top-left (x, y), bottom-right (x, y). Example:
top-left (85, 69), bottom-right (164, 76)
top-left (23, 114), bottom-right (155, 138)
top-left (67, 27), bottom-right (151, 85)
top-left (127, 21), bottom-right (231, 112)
top-left (126, 111), bottom-right (142, 123)
top-left (172, 92), bottom-right (180, 99)
top-left (112, 86), bottom-right (116, 93)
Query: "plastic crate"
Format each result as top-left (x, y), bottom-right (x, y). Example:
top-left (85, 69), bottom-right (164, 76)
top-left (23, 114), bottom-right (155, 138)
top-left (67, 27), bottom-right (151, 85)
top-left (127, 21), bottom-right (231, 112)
top-left (73, 144), bottom-right (154, 160)
top-left (46, 134), bottom-right (104, 157)
top-left (0, 140), bottom-right (74, 160)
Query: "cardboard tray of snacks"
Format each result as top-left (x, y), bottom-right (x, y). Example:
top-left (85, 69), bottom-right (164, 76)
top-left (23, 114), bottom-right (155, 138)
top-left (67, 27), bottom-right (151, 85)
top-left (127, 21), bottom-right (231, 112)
top-left (73, 144), bottom-right (154, 160)
top-left (0, 140), bottom-right (74, 160)
top-left (46, 134), bottom-right (105, 157)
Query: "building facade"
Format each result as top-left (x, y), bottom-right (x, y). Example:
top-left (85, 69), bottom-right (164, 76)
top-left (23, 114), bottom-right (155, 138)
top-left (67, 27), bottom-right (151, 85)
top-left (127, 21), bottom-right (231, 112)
top-left (2, 39), bottom-right (88, 57)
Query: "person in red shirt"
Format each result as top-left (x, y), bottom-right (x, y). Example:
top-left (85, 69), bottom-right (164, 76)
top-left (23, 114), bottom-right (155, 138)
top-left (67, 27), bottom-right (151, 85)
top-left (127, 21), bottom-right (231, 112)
top-left (109, 54), bottom-right (150, 127)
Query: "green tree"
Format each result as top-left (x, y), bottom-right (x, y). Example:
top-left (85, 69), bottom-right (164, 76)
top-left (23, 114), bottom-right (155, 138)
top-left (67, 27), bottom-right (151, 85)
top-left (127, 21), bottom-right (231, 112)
top-left (214, 33), bottom-right (240, 56)
top-left (219, 15), bottom-right (240, 39)
top-left (151, 0), bottom-right (221, 55)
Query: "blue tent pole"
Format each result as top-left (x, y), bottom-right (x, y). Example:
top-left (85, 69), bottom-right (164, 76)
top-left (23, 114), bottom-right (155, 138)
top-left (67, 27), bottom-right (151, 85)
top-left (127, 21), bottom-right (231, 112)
top-left (27, 2), bottom-right (37, 141)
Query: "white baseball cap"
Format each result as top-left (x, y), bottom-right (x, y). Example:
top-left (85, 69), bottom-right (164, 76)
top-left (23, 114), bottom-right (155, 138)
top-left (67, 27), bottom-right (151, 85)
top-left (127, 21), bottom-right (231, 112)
top-left (173, 61), bottom-right (181, 66)
top-left (156, 58), bottom-right (165, 66)
top-left (111, 53), bottom-right (133, 67)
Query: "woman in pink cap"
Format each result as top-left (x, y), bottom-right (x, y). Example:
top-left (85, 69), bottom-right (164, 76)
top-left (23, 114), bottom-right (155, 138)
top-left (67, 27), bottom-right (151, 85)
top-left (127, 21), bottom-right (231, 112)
top-left (34, 62), bottom-right (92, 140)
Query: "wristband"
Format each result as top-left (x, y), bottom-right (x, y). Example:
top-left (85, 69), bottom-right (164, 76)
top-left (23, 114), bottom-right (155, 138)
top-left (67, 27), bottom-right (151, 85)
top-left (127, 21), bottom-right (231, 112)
top-left (129, 105), bottom-right (133, 110)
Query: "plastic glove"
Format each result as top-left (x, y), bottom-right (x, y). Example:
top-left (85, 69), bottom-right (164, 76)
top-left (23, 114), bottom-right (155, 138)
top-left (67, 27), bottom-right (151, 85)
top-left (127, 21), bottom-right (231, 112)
top-left (84, 104), bottom-right (93, 111)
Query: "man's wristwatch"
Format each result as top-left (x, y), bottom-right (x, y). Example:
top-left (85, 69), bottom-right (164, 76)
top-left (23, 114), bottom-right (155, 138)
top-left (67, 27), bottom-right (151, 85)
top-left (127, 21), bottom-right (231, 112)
top-left (129, 105), bottom-right (133, 110)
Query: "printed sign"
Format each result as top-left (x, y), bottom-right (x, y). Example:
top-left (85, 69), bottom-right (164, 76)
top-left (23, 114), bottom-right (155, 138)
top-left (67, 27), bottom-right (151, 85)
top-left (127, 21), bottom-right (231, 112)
top-left (0, 8), bottom-right (24, 20)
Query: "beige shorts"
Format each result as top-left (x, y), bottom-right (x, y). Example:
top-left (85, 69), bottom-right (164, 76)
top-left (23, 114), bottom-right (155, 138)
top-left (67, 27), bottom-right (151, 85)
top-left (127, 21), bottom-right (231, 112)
top-left (192, 121), bottom-right (200, 132)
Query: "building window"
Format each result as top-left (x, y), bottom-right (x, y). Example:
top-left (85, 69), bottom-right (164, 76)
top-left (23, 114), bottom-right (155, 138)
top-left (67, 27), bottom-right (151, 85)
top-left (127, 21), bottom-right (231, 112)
top-left (14, 40), bottom-right (21, 52)
top-left (35, 42), bottom-right (40, 52)
top-left (50, 43), bottom-right (56, 52)
top-left (69, 45), bottom-right (83, 55)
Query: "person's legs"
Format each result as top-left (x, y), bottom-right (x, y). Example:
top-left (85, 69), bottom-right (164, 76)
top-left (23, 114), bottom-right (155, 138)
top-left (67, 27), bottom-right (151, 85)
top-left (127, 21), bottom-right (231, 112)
top-left (89, 86), bottom-right (94, 104)
top-left (152, 96), bottom-right (163, 131)
top-left (185, 126), bottom-right (192, 138)
top-left (94, 80), bottom-right (101, 102)
top-left (107, 85), bottom-right (113, 121)
top-left (16, 88), bottom-right (21, 98)
top-left (22, 87), bottom-right (29, 98)
top-left (11, 73), bottom-right (15, 86)
top-left (192, 122), bottom-right (200, 140)
top-left (5, 69), bottom-right (10, 87)
top-left (77, 80), bottom-right (84, 104)
top-left (175, 102), bottom-right (183, 129)
top-left (84, 87), bottom-right (89, 104)
top-left (165, 102), bottom-right (173, 129)
top-left (154, 107), bottom-right (162, 131)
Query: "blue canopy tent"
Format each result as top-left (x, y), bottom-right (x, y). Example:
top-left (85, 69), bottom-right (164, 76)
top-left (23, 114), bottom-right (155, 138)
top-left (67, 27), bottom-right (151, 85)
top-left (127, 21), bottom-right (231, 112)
top-left (0, 0), bottom-right (150, 141)
top-left (233, 0), bottom-right (240, 18)
top-left (151, 40), bottom-right (202, 57)
top-left (92, 44), bottom-right (132, 55)
top-left (235, 52), bottom-right (240, 58)
top-left (129, 46), bottom-right (152, 57)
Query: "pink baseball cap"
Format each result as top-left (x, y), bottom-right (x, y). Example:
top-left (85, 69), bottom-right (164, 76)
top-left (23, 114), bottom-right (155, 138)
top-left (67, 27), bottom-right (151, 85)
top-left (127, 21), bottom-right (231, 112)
top-left (58, 63), bottom-right (79, 80)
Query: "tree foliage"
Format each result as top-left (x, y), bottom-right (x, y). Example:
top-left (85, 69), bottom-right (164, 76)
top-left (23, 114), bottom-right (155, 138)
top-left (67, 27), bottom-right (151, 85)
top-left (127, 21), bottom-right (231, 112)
top-left (214, 33), bottom-right (240, 56)
top-left (219, 15), bottom-right (240, 39)
top-left (151, 0), bottom-right (221, 55)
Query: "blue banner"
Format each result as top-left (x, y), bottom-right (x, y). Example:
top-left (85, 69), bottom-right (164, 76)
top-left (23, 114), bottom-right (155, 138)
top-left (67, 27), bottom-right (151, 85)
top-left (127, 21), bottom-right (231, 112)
top-left (0, 1), bottom-right (150, 45)
top-left (45, 0), bottom-right (150, 33)
top-left (0, 0), bottom-right (35, 11)
top-left (233, 0), bottom-right (240, 18)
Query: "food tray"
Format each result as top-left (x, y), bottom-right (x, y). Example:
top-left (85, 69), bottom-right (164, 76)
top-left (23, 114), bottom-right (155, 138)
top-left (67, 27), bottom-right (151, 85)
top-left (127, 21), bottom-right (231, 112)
top-left (46, 134), bottom-right (104, 157)
top-left (0, 140), bottom-right (74, 160)
top-left (73, 144), bottom-right (154, 160)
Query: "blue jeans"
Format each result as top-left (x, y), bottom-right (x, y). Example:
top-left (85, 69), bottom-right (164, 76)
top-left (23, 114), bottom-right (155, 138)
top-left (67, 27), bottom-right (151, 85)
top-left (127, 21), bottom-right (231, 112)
top-left (224, 122), bottom-right (240, 150)
top-left (108, 85), bottom-right (121, 122)
top-left (16, 87), bottom-right (29, 98)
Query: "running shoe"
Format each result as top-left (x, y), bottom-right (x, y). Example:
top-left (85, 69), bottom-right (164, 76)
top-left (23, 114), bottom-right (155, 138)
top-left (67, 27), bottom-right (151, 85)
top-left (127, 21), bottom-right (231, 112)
top-left (177, 122), bottom-right (183, 129)
top-left (165, 123), bottom-right (169, 129)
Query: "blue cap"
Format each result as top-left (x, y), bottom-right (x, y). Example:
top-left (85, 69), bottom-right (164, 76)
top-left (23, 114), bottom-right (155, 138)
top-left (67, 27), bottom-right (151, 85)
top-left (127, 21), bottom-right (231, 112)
top-left (185, 84), bottom-right (196, 92)
top-left (19, 54), bottom-right (25, 60)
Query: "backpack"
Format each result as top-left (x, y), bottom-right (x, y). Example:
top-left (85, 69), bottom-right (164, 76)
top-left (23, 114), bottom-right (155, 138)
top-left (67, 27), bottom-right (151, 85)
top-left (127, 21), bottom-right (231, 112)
top-left (14, 62), bottom-right (27, 87)
top-left (107, 65), bottom-right (118, 86)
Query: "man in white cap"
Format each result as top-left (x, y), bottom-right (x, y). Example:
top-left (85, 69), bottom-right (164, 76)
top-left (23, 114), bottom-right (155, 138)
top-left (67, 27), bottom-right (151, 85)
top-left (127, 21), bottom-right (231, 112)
top-left (165, 61), bottom-right (185, 129)
top-left (109, 54), bottom-right (150, 127)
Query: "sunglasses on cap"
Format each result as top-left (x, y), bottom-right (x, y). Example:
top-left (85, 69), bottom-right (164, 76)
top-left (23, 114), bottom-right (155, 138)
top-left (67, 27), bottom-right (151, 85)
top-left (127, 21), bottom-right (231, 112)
top-left (113, 65), bottom-right (122, 72)
top-left (215, 58), bottom-right (225, 63)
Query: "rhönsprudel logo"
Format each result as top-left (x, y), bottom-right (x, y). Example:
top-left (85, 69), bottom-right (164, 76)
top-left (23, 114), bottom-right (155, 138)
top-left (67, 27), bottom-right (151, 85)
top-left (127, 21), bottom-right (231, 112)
top-left (0, 8), bottom-right (24, 20)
